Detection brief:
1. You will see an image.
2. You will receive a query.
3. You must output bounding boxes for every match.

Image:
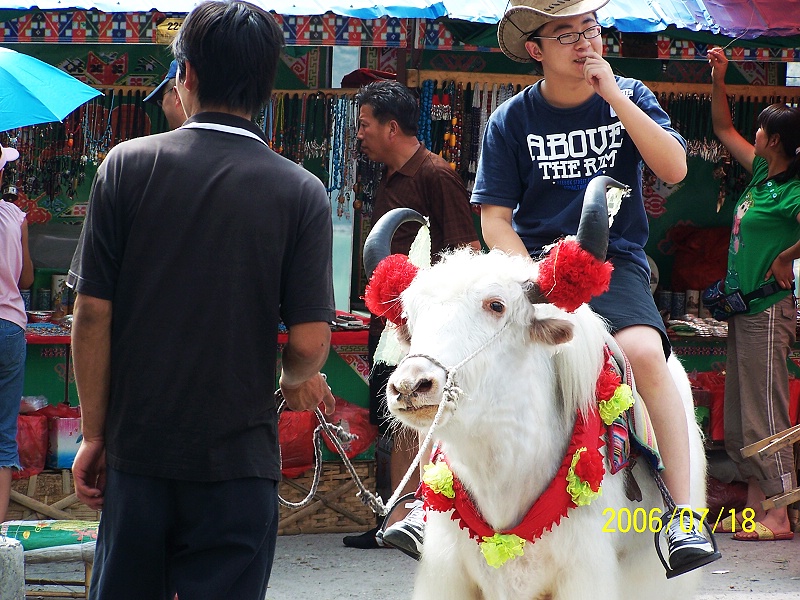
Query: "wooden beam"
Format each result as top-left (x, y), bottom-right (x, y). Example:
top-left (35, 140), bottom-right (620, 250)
top-left (761, 488), bottom-right (800, 511)
top-left (406, 69), bottom-right (800, 99)
top-left (407, 68), bottom-right (541, 88)
top-left (9, 491), bottom-right (72, 520)
top-left (740, 423), bottom-right (800, 459)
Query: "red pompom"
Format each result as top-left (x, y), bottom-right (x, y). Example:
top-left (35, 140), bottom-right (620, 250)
top-left (595, 365), bottom-right (622, 402)
top-left (364, 254), bottom-right (419, 325)
top-left (536, 239), bottom-right (613, 312)
top-left (573, 448), bottom-right (604, 491)
top-left (421, 483), bottom-right (455, 513)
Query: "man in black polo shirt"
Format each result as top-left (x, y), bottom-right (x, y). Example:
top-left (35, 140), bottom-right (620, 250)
top-left (67, 2), bottom-right (335, 598)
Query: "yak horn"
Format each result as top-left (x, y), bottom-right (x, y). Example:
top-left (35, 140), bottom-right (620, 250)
top-left (575, 175), bottom-right (627, 261)
top-left (363, 208), bottom-right (427, 278)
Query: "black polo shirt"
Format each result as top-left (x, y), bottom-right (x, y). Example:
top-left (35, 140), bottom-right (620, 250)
top-left (69, 112), bottom-right (335, 481)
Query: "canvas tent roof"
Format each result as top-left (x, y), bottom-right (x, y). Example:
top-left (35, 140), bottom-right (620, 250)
top-left (0, 0), bottom-right (796, 38)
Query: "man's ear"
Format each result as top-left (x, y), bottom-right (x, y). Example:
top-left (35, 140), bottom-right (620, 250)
top-left (525, 40), bottom-right (543, 61)
top-left (388, 119), bottom-right (399, 137)
top-left (181, 60), bottom-right (198, 92)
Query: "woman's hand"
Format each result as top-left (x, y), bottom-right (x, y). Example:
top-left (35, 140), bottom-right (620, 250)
top-left (708, 47), bottom-right (729, 83)
top-left (766, 252), bottom-right (795, 290)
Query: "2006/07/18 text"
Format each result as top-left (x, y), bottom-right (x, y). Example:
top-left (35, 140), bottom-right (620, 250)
top-left (601, 507), bottom-right (756, 533)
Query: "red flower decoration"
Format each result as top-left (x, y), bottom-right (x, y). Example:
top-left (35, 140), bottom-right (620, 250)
top-left (595, 365), bottom-right (622, 401)
top-left (573, 448), bottom-right (604, 492)
top-left (364, 254), bottom-right (419, 325)
top-left (421, 483), bottom-right (455, 513)
top-left (536, 239), bottom-right (613, 312)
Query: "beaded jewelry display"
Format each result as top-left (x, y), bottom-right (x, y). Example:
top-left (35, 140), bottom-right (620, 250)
top-left (418, 79), bottom-right (434, 150)
top-left (81, 92), bottom-right (115, 165)
top-left (328, 95), bottom-right (346, 195)
top-left (304, 92), bottom-right (328, 161)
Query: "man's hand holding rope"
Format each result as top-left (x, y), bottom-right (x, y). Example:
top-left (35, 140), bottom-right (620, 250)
top-left (279, 372), bottom-right (335, 414)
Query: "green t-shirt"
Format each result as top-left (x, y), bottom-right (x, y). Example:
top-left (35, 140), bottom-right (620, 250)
top-left (725, 156), bottom-right (800, 314)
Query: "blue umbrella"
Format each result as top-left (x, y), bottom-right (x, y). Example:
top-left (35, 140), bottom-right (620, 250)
top-left (0, 46), bottom-right (102, 132)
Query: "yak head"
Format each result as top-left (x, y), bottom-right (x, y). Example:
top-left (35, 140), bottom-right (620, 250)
top-left (363, 176), bottom-right (625, 434)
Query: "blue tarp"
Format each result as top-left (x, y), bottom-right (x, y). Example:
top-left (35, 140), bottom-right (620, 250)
top-left (0, 0), bottom-right (796, 38)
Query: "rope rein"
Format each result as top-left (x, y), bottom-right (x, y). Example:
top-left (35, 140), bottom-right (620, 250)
top-left (380, 321), bottom-right (510, 515)
top-left (275, 393), bottom-right (387, 512)
top-left (275, 321), bottom-right (510, 517)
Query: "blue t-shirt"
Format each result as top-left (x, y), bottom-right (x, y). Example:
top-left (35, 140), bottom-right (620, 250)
top-left (471, 78), bottom-right (685, 272)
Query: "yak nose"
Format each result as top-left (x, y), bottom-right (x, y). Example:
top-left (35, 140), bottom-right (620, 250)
top-left (388, 356), bottom-right (445, 399)
top-left (390, 375), bottom-right (433, 397)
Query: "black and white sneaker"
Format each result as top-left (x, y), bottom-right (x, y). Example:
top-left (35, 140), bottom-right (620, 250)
top-left (665, 512), bottom-right (720, 575)
top-left (382, 500), bottom-right (425, 560)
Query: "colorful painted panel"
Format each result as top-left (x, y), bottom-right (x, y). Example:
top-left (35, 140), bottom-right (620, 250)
top-left (0, 9), bottom-right (408, 47)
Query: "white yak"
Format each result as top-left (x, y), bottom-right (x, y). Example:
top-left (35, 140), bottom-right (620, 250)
top-left (362, 177), bottom-right (713, 600)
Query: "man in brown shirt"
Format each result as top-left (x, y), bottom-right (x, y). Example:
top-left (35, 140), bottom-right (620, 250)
top-left (344, 80), bottom-right (479, 557)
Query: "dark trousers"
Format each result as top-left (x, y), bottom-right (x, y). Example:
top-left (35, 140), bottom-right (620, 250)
top-left (90, 467), bottom-right (279, 600)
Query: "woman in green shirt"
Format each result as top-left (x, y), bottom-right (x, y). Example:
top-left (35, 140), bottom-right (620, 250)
top-left (709, 46), bottom-right (800, 542)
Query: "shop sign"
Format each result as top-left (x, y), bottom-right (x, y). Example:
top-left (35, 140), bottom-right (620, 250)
top-left (155, 18), bottom-right (184, 45)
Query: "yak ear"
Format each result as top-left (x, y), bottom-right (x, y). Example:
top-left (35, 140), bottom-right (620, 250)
top-left (529, 315), bottom-right (574, 346)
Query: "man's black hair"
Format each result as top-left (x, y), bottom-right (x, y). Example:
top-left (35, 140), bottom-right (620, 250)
top-left (171, 1), bottom-right (284, 117)
top-left (355, 80), bottom-right (419, 136)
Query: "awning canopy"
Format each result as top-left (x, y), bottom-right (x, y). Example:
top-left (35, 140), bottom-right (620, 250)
top-left (0, 0), bottom-right (796, 38)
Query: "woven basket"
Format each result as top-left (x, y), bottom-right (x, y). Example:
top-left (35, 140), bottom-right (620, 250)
top-left (7, 462), bottom-right (379, 535)
top-left (278, 461), bottom-right (378, 535)
top-left (7, 470), bottom-right (100, 522)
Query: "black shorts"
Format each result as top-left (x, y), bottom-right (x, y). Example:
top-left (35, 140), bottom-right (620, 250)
top-left (588, 257), bottom-right (671, 359)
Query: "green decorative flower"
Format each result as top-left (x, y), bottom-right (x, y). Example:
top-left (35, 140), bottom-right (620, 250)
top-left (598, 383), bottom-right (635, 425)
top-left (566, 447), bottom-right (603, 506)
top-left (480, 533), bottom-right (525, 568)
top-left (422, 461), bottom-right (455, 498)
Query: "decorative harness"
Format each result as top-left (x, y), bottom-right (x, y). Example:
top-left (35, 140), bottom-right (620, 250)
top-left (395, 329), bottom-right (664, 569)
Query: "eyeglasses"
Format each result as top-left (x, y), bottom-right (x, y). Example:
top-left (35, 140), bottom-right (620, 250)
top-left (528, 25), bottom-right (602, 45)
top-left (156, 86), bottom-right (175, 108)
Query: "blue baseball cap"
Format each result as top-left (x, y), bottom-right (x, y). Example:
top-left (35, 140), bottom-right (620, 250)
top-left (144, 60), bottom-right (179, 103)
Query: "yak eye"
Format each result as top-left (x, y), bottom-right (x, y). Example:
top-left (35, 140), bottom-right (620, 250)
top-left (483, 299), bottom-right (505, 315)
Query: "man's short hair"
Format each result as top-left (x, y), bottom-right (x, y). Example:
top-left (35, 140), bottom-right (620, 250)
top-left (171, 1), bottom-right (284, 117)
top-left (355, 81), bottom-right (419, 137)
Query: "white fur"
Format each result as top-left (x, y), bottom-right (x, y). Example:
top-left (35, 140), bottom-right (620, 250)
top-left (387, 249), bottom-right (704, 600)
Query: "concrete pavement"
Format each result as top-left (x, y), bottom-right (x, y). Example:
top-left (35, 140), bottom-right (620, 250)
top-left (20, 528), bottom-right (799, 599)
top-left (266, 531), bottom-right (800, 600)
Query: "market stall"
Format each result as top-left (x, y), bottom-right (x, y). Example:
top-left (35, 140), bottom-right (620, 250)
top-left (3, 1), bottom-right (800, 545)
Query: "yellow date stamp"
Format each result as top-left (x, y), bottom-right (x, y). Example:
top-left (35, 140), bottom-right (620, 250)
top-left (601, 506), bottom-right (757, 533)
top-left (602, 507), bottom-right (674, 533)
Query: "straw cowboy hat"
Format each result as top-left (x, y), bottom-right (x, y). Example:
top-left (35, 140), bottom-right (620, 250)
top-left (498, 0), bottom-right (610, 63)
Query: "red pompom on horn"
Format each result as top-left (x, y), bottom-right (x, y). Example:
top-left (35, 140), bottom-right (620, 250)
top-left (537, 239), bottom-right (613, 312)
top-left (364, 254), bottom-right (419, 325)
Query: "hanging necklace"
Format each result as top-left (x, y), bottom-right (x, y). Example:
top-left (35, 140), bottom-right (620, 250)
top-left (273, 94), bottom-right (285, 154)
top-left (81, 91), bottom-right (115, 165)
top-left (328, 95), bottom-right (345, 195)
top-left (418, 79), bottom-right (434, 150)
top-left (304, 92), bottom-right (323, 160)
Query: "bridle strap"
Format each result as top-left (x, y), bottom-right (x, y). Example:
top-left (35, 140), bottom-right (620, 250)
top-left (383, 321), bottom-right (510, 513)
